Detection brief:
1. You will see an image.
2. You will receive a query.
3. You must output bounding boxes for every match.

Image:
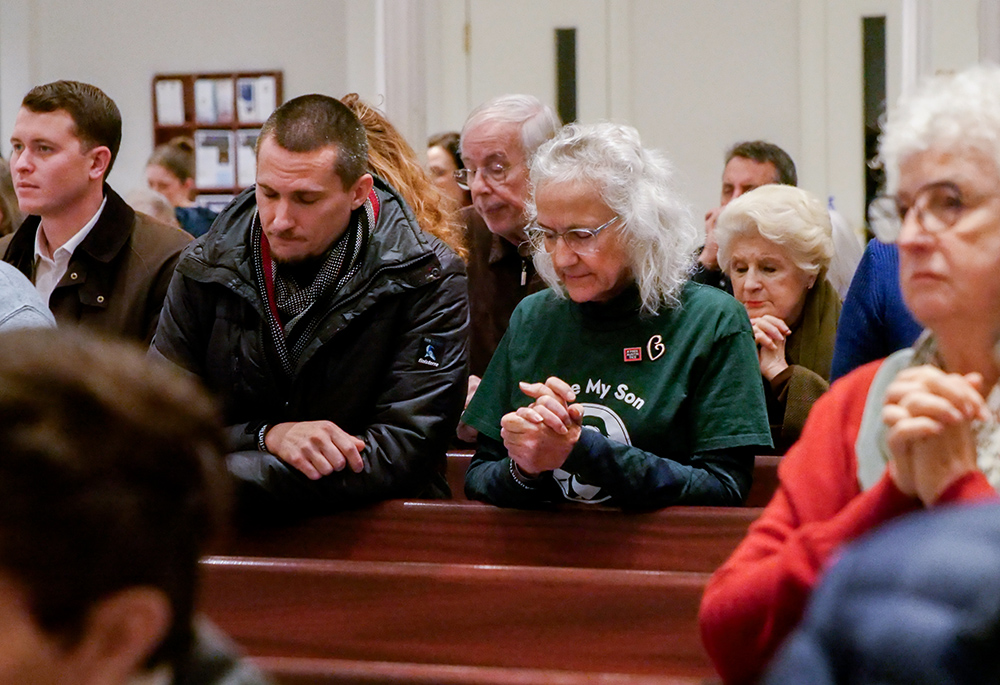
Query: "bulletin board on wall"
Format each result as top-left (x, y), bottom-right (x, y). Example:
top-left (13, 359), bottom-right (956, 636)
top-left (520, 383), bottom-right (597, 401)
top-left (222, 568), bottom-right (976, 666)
top-left (152, 71), bottom-right (283, 201)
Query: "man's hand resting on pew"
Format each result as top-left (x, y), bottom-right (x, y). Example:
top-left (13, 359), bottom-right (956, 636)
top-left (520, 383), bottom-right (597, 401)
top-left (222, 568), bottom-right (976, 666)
top-left (264, 420), bottom-right (367, 480)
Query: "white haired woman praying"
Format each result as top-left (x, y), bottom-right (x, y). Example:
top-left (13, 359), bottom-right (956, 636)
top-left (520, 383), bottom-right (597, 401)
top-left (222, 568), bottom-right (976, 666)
top-left (462, 122), bottom-right (772, 510)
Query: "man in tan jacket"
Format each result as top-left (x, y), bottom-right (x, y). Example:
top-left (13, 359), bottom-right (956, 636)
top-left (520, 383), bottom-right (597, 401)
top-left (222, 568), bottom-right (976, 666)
top-left (1, 80), bottom-right (190, 342)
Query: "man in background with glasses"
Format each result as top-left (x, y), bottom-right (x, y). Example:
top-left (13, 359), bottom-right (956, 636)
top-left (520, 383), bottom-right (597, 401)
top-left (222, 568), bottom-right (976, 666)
top-left (456, 95), bottom-right (560, 440)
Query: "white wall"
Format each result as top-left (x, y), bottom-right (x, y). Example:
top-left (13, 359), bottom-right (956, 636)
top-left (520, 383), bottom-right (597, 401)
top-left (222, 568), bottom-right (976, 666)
top-left (931, 0), bottom-right (981, 71)
top-left (420, 1), bottom-right (800, 224)
top-left (808, 0), bottom-right (980, 230)
top-left (625, 1), bottom-right (801, 219)
top-left (0, 0), bottom-right (33, 142)
top-left (0, 0), bottom-right (356, 194)
top-left (806, 0), bottom-right (905, 232)
top-left (0, 0), bottom-right (990, 231)
top-left (422, 0), bottom-right (469, 138)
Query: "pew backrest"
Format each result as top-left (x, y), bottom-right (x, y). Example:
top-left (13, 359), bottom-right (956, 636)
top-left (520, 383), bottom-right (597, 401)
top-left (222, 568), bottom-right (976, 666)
top-left (201, 556), bottom-right (716, 679)
top-left (221, 500), bottom-right (760, 574)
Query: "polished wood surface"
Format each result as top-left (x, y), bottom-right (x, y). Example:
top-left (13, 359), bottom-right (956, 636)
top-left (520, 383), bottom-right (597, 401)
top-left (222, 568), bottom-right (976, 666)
top-left (205, 451), bottom-right (776, 683)
top-left (220, 501), bottom-right (760, 574)
top-left (744, 455), bottom-right (780, 508)
top-left (202, 556), bottom-right (715, 678)
top-left (253, 655), bottom-right (718, 684)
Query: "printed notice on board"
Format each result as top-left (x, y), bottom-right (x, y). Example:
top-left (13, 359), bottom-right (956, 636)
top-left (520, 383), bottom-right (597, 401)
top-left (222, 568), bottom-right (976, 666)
top-left (155, 79), bottom-right (185, 125)
top-left (236, 76), bottom-right (278, 124)
top-left (236, 130), bottom-right (259, 188)
top-left (194, 130), bottom-right (235, 188)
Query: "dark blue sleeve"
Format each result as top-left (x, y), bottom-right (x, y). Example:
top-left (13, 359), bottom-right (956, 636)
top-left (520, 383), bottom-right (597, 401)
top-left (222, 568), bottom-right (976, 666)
top-left (831, 240), bottom-right (921, 380)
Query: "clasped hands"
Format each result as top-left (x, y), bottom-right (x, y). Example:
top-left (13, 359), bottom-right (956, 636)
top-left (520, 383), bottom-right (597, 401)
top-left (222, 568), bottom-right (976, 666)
top-left (751, 315), bottom-right (791, 381)
top-left (500, 376), bottom-right (584, 477)
top-left (264, 420), bottom-right (367, 480)
top-left (882, 365), bottom-right (989, 505)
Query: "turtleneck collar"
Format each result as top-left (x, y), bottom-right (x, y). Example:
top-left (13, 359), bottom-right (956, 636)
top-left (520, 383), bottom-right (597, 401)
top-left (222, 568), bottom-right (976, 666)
top-left (576, 282), bottom-right (646, 330)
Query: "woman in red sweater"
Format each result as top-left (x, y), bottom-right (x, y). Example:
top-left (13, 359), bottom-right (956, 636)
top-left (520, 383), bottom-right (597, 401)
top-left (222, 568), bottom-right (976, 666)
top-left (699, 64), bottom-right (1000, 685)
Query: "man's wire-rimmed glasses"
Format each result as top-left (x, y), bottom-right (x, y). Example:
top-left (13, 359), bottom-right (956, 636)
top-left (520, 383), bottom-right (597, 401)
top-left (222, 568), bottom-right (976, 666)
top-left (454, 161), bottom-right (510, 191)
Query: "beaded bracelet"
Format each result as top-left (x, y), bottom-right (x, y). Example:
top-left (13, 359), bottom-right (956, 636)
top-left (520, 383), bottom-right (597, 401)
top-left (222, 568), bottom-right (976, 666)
top-left (509, 458), bottom-right (540, 490)
top-left (257, 424), bottom-right (271, 453)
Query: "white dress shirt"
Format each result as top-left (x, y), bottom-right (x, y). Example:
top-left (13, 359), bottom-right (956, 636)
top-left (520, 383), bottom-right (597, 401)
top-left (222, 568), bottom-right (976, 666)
top-left (33, 197), bottom-right (107, 305)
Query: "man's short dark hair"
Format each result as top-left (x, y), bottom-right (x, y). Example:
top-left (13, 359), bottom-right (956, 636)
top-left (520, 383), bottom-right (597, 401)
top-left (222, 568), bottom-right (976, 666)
top-left (256, 94), bottom-right (369, 187)
top-left (0, 328), bottom-right (228, 671)
top-left (725, 140), bottom-right (797, 186)
top-left (21, 80), bottom-right (122, 178)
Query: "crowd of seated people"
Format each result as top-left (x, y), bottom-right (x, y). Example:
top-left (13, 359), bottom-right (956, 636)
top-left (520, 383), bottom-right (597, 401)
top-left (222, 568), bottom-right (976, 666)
top-left (14, 62), bottom-right (1000, 684)
top-left (700, 63), bottom-right (1000, 684)
top-left (0, 75), bottom-right (890, 519)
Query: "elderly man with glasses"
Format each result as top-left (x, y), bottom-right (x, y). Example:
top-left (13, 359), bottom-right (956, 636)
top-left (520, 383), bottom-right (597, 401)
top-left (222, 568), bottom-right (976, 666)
top-left (457, 96), bottom-right (561, 432)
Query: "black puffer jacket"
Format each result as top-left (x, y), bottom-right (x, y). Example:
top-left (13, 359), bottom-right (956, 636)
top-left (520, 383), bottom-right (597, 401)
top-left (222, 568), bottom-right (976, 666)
top-left (151, 180), bottom-right (468, 515)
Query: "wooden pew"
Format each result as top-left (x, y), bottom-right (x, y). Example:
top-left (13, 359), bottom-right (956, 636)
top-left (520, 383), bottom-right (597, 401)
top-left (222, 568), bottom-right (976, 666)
top-left (253, 655), bottom-right (715, 684)
top-left (744, 455), bottom-right (780, 508)
top-left (220, 500), bottom-right (760, 574)
top-left (447, 451), bottom-right (780, 508)
top-left (213, 454), bottom-right (771, 684)
top-left (201, 556), bottom-right (716, 680)
top-left (446, 450), bottom-right (473, 499)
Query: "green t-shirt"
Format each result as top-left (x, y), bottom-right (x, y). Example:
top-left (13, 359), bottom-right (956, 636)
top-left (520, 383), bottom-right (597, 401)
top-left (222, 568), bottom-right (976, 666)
top-left (462, 282), bottom-right (772, 509)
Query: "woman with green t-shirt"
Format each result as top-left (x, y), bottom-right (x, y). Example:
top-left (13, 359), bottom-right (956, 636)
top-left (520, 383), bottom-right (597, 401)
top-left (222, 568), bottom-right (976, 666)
top-left (461, 122), bottom-right (772, 510)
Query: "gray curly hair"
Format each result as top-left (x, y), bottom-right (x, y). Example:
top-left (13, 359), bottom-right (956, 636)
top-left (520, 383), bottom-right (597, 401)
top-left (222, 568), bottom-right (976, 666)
top-left (880, 64), bottom-right (1000, 194)
top-left (527, 122), bottom-right (697, 315)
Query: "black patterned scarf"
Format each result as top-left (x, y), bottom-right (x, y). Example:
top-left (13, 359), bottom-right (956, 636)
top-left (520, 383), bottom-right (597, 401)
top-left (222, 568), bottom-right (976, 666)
top-left (252, 190), bottom-right (379, 376)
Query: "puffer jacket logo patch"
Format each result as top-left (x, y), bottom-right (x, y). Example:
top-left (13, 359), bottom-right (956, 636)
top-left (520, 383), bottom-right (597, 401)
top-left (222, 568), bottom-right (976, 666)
top-left (417, 336), bottom-right (443, 367)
